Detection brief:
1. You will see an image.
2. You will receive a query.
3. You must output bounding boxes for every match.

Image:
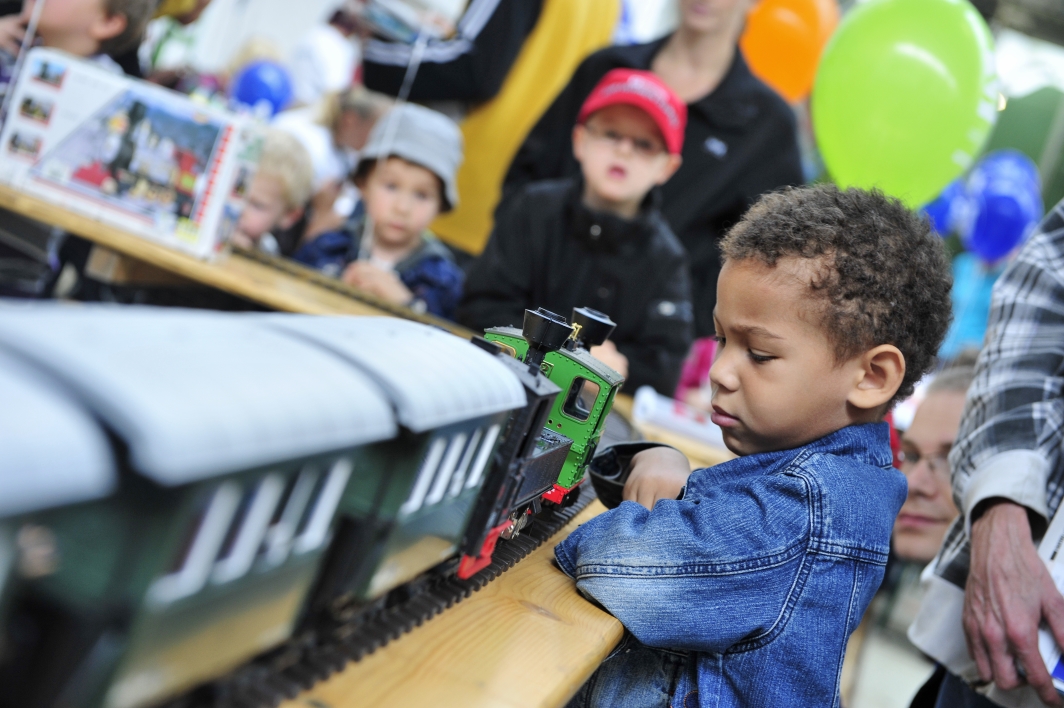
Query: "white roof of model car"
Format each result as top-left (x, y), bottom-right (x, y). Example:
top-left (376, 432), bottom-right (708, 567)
top-left (266, 316), bottom-right (527, 433)
top-left (0, 305), bottom-right (398, 486)
top-left (0, 350), bottom-right (115, 516)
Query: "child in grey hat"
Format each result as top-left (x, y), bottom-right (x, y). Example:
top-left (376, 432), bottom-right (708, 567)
top-left (294, 103), bottom-right (465, 320)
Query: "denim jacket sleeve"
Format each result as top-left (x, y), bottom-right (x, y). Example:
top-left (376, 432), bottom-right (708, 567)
top-left (555, 471), bottom-right (811, 654)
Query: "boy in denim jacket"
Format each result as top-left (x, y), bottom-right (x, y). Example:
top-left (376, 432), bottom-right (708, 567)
top-left (557, 185), bottom-right (954, 708)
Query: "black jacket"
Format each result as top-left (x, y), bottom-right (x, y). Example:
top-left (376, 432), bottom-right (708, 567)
top-left (458, 178), bottom-right (693, 396)
top-left (505, 39), bottom-right (804, 336)
top-left (363, 0), bottom-right (542, 102)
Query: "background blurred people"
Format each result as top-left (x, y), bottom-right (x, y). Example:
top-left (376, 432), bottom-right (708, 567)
top-left (295, 104), bottom-right (466, 320)
top-left (232, 129), bottom-right (315, 255)
top-left (506, 0), bottom-right (803, 340)
top-left (274, 86), bottom-right (391, 245)
top-left (289, 1), bottom-right (363, 107)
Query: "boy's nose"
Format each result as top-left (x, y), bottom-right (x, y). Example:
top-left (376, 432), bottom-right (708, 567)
top-left (708, 352), bottom-right (738, 392)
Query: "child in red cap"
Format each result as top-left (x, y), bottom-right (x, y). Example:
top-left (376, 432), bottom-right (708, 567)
top-left (459, 69), bottom-right (693, 395)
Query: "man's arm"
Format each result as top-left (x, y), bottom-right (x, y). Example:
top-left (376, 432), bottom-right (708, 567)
top-left (362, 0), bottom-right (543, 102)
top-left (951, 203), bottom-right (1064, 704)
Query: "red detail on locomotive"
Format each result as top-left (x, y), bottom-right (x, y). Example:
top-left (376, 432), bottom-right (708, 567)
top-left (457, 519), bottom-right (512, 579)
top-left (541, 482), bottom-right (576, 505)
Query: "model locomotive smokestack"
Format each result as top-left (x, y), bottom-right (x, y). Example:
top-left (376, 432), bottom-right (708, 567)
top-left (522, 308), bottom-right (572, 370)
top-left (570, 307), bottom-right (616, 350)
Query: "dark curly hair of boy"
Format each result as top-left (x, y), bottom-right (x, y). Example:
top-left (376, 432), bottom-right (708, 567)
top-left (721, 184), bottom-right (953, 405)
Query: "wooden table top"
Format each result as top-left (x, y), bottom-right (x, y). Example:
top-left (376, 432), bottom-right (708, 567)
top-left (0, 183), bottom-right (472, 337)
top-left (281, 501), bottom-right (623, 708)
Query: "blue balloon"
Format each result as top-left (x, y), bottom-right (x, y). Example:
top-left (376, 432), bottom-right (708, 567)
top-left (964, 150), bottom-right (1043, 263)
top-left (230, 61), bottom-right (293, 117)
top-left (923, 179), bottom-right (966, 236)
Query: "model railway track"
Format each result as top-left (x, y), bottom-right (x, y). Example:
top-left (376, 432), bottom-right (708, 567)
top-left (181, 484), bottom-right (597, 708)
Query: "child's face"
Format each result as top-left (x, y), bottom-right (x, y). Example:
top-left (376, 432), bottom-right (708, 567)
top-left (572, 105), bottom-right (681, 214)
top-left (236, 172), bottom-right (299, 243)
top-left (361, 158), bottom-right (443, 249)
top-left (709, 257), bottom-right (872, 455)
top-left (22, 0), bottom-right (125, 56)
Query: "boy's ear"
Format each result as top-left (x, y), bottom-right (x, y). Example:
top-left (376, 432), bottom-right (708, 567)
top-left (654, 153), bottom-right (683, 186)
top-left (91, 12), bottom-right (128, 44)
top-left (278, 206), bottom-right (305, 231)
top-left (846, 344), bottom-right (905, 412)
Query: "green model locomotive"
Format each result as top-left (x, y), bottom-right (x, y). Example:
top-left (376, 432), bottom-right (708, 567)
top-left (484, 307), bottom-right (625, 501)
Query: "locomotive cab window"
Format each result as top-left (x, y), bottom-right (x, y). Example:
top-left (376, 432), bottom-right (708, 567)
top-left (562, 378), bottom-right (601, 422)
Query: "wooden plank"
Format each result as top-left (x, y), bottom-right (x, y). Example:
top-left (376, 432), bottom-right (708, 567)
top-left (611, 394), bottom-right (735, 469)
top-left (85, 246), bottom-right (196, 287)
top-left (281, 501), bottom-right (623, 708)
top-left (0, 183), bottom-right (474, 337)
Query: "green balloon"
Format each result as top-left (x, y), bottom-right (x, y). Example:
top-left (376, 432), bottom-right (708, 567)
top-left (812, 0), bottom-right (997, 207)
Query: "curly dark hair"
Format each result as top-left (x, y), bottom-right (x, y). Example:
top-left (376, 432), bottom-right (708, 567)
top-left (721, 184), bottom-right (953, 405)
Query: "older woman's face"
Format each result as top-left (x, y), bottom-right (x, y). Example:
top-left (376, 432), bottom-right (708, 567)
top-left (679, 0), bottom-right (753, 37)
top-left (893, 391), bottom-right (966, 563)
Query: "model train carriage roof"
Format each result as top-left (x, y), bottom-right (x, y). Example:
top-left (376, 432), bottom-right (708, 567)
top-left (0, 351), bottom-right (115, 516)
top-left (0, 306), bottom-right (397, 485)
top-left (266, 317), bottom-right (527, 433)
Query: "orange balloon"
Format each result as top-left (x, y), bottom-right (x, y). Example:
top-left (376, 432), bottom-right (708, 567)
top-left (740, 0), bottom-right (840, 103)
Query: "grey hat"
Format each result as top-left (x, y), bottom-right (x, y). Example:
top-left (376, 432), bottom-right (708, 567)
top-left (356, 103), bottom-right (464, 211)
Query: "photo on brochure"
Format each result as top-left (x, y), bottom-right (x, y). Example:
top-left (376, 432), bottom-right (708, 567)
top-left (29, 56), bottom-right (66, 89)
top-left (29, 90), bottom-right (228, 232)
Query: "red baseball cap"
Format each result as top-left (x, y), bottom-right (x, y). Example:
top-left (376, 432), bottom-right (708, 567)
top-left (577, 69), bottom-right (688, 155)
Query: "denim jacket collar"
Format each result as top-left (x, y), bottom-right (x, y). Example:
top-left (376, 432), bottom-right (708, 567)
top-left (715, 422), bottom-right (893, 474)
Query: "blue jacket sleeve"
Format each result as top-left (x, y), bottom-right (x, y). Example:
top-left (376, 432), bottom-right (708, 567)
top-left (554, 472), bottom-right (810, 653)
top-left (398, 256), bottom-right (465, 321)
top-left (292, 230), bottom-right (353, 274)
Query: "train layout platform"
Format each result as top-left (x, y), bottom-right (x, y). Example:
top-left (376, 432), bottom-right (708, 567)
top-left (0, 183), bottom-right (734, 708)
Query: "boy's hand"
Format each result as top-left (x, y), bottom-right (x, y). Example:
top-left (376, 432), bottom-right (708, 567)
top-left (623, 447), bottom-right (691, 510)
top-left (591, 340), bottom-right (629, 378)
top-left (229, 230), bottom-right (257, 250)
top-left (0, 14), bottom-right (26, 55)
top-left (342, 261), bottom-right (414, 306)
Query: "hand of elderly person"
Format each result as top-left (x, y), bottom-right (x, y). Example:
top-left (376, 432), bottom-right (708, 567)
top-left (964, 500), bottom-right (1064, 706)
top-left (623, 447), bottom-right (691, 511)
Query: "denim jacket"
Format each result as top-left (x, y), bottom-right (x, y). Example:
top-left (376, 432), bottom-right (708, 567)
top-left (555, 423), bottom-right (906, 707)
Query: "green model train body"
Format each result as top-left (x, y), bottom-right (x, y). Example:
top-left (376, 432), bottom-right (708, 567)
top-left (483, 308), bottom-right (625, 496)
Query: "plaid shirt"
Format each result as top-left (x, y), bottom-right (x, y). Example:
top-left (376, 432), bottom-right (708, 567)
top-left (934, 199), bottom-right (1064, 588)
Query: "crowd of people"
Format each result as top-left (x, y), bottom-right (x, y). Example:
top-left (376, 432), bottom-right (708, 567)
top-left (0, 0), bottom-right (803, 398)
top-left (3, 1), bottom-right (1064, 707)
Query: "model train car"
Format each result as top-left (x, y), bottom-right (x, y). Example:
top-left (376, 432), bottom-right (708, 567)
top-left (0, 303), bottom-right (622, 708)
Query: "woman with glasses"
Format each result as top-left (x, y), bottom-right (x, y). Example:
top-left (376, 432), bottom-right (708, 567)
top-left (894, 361), bottom-right (976, 563)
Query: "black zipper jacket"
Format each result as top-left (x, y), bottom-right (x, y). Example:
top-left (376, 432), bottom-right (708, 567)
top-left (458, 178), bottom-right (694, 396)
top-left (504, 39), bottom-right (804, 337)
